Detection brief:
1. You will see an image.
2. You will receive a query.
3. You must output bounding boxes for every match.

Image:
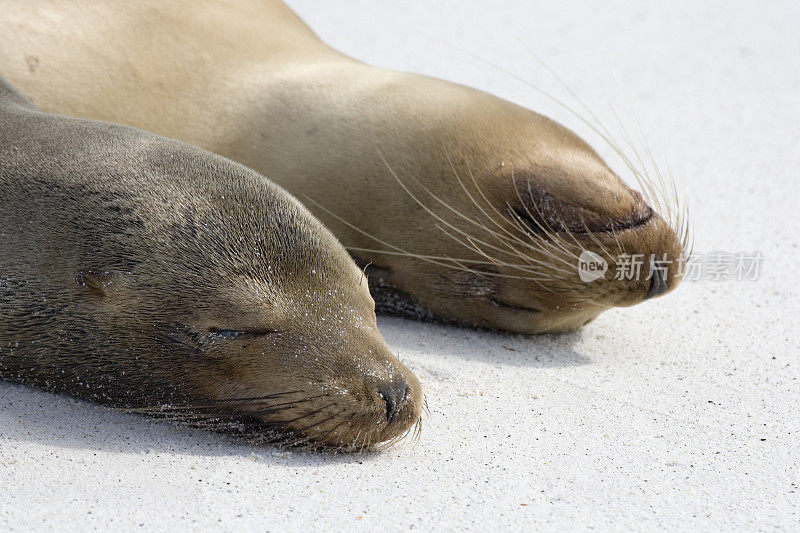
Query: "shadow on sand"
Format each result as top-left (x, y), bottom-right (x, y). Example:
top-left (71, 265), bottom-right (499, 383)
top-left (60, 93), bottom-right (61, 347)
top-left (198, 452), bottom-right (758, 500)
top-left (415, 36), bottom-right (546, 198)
top-left (0, 382), bottom-right (388, 466)
top-left (377, 316), bottom-right (593, 368)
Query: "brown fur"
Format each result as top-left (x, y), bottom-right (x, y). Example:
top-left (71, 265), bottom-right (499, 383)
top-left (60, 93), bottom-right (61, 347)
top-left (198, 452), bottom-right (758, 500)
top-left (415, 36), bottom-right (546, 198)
top-left (0, 77), bottom-right (422, 450)
top-left (0, 0), bottom-right (686, 333)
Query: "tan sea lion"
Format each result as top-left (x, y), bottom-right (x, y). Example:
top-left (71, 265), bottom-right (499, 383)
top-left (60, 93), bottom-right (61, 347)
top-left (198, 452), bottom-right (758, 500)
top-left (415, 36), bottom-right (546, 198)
top-left (0, 0), bottom-right (689, 334)
top-left (0, 76), bottom-right (422, 450)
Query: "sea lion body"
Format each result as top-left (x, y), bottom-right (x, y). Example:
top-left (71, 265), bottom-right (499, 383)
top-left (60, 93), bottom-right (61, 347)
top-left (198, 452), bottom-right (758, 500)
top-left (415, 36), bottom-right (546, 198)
top-left (0, 0), bottom-right (686, 334)
top-left (0, 77), bottom-right (422, 449)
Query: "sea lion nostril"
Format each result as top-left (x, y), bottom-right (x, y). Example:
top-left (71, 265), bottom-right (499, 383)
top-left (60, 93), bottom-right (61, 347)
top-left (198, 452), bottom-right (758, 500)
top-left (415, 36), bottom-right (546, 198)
top-left (644, 267), bottom-right (669, 301)
top-left (378, 381), bottom-right (408, 423)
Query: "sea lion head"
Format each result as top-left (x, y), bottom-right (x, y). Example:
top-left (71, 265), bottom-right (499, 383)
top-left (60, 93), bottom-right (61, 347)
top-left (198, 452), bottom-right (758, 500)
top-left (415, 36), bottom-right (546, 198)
top-left (0, 92), bottom-right (422, 450)
top-left (89, 152), bottom-right (424, 449)
top-left (354, 78), bottom-right (687, 333)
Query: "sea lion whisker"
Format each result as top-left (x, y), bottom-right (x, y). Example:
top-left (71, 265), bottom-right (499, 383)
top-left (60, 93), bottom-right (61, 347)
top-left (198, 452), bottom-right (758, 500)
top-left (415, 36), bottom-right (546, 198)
top-left (457, 228), bottom-right (564, 278)
top-left (457, 235), bottom-right (560, 286)
top-left (441, 144), bottom-right (563, 264)
top-left (608, 70), bottom-right (677, 220)
top-left (349, 429), bottom-right (363, 453)
top-left (459, 183), bottom-right (580, 273)
top-left (503, 205), bottom-right (576, 264)
top-left (615, 95), bottom-right (679, 226)
top-left (606, 107), bottom-right (662, 207)
top-left (289, 407), bottom-right (346, 441)
top-left (461, 158), bottom-right (575, 265)
top-left (314, 412), bottom-right (355, 446)
top-left (518, 44), bottom-right (663, 202)
top-left (663, 156), bottom-right (692, 252)
top-left (377, 149), bottom-right (529, 264)
top-left (345, 247), bottom-right (530, 268)
top-left (451, 39), bottom-right (655, 216)
top-left (509, 176), bottom-right (586, 264)
top-left (245, 412), bottom-right (336, 450)
top-left (505, 205), bottom-right (580, 270)
top-left (513, 186), bottom-right (617, 272)
top-left (128, 400), bottom-right (315, 425)
top-left (350, 245), bottom-right (557, 282)
top-left (349, 246), bottom-right (558, 282)
top-left (598, 93), bottom-right (682, 241)
top-left (456, 234), bottom-right (563, 287)
top-left (434, 224), bottom-right (561, 281)
top-left (122, 390), bottom-right (317, 414)
top-left (360, 260), bottom-right (371, 286)
top-left (304, 195), bottom-right (478, 273)
top-left (569, 205), bottom-right (619, 262)
top-left (448, 151), bottom-right (528, 244)
top-left (611, 222), bottom-right (626, 256)
top-left (246, 394), bottom-right (332, 416)
top-left (667, 164), bottom-right (693, 254)
top-left (373, 425), bottom-right (409, 452)
top-left (429, 222), bottom-right (513, 268)
top-left (515, 178), bottom-right (598, 262)
top-left (358, 428), bottom-right (372, 453)
top-left (509, 171), bottom-right (576, 258)
top-left (614, 104), bottom-right (690, 257)
top-left (207, 390), bottom-right (307, 404)
top-left (443, 160), bottom-right (543, 258)
top-left (422, 252), bottom-right (561, 286)
top-left (281, 404), bottom-right (334, 427)
top-left (607, 104), bottom-right (668, 218)
top-left (517, 43), bottom-right (687, 248)
top-left (668, 159), bottom-right (691, 258)
top-left (412, 416), bottom-right (422, 445)
top-left (187, 390), bottom-right (311, 408)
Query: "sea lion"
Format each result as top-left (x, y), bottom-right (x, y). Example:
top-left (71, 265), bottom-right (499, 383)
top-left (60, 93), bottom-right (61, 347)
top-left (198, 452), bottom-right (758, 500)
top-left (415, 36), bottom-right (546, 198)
top-left (0, 76), bottom-right (423, 450)
top-left (0, 0), bottom-right (689, 334)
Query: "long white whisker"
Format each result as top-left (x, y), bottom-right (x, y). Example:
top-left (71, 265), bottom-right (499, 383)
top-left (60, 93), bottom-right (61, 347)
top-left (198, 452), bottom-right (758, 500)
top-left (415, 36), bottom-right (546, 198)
top-left (376, 149), bottom-right (546, 264)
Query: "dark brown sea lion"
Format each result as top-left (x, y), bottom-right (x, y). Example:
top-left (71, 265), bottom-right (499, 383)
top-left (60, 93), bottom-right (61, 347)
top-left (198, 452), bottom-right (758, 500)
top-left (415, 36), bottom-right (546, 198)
top-left (0, 0), bottom-right (689, 334)
top-left (0, 77), bottom-right (422, 450)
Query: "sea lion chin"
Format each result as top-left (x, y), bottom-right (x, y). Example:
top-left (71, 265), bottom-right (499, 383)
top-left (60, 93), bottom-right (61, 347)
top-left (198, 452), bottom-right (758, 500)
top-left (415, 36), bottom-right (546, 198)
top-left (0, 77), bottom-right (423, 450)
top-left (0, 0), bottom-right (688, 334)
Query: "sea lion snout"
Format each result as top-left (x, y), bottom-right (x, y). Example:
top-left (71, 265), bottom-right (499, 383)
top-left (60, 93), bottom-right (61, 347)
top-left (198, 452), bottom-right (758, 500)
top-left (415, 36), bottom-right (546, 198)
top-left (257, 349), bottom-right (423, 449)
top-left (378, 380), bottom-right (408, 423)
top-left (645, 267), bottom-right (669, 300)
top-left (356, 355), bottom-right (423, 444)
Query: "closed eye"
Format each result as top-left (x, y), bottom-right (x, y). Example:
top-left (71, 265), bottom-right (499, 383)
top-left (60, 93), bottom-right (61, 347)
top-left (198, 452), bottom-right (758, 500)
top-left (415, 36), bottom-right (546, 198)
top-left (490, 298), bottom-right (542, 313)
top-left (207, 327), bottom-right (277, 340)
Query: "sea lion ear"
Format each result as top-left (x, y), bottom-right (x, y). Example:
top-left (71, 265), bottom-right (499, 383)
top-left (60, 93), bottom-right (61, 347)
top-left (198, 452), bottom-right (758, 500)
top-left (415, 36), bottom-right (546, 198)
top-left (75, 270), bottom-right (116, 298)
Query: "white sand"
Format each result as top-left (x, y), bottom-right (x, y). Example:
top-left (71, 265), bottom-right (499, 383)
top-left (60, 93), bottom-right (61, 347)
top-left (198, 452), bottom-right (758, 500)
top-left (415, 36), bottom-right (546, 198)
top-left (1, 1), bottom-right (798, 530)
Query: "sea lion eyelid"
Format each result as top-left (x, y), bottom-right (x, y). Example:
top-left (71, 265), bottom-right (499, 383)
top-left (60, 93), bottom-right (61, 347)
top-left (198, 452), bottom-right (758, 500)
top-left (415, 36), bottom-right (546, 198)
top-left (207, 327), bottom-right (278, 339)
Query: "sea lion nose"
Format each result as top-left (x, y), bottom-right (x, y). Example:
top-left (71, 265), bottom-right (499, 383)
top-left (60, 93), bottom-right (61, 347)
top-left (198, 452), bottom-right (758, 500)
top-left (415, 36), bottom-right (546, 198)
top-left (378, 380), bottom-right (408, 423)
top-left (644, 267), bottom-right (669, 300)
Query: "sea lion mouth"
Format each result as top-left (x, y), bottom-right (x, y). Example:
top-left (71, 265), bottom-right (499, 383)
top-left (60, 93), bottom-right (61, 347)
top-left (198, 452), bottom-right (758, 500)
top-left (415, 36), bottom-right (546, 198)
top-left (509, 184), bottom-right (654, 236)
top-left (131, 383), bottom-right (421, 451)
